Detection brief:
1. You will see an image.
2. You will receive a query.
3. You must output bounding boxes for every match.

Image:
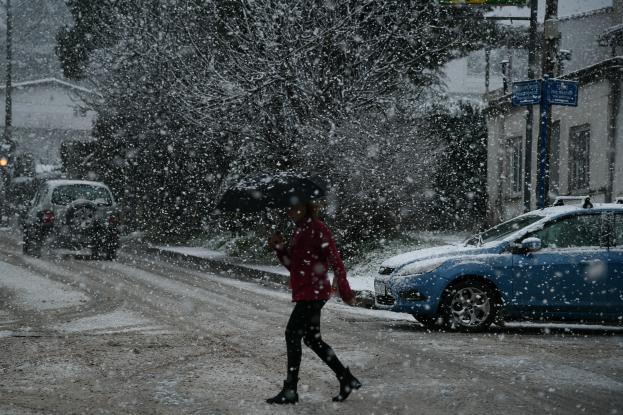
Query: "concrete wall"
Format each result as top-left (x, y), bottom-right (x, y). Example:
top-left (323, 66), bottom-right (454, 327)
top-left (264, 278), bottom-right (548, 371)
top-left (550, 81), bottom-right (610, 199)
top-left (615, 79), bottom-right (623, 197)
top-left (443, 53), bottom-right (503, 100)
top-left (560, 11), bottom-right (615, 74)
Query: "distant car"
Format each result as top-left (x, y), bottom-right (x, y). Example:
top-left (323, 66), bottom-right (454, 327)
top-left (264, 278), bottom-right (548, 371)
top-left (375, 203), bottom-right (623, 331)
top-left (22, 180), bottom-right (120, 259)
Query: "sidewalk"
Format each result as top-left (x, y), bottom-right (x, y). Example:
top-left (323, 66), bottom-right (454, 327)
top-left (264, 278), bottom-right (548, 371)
top-left (147, 245), bottom-right (376, 308)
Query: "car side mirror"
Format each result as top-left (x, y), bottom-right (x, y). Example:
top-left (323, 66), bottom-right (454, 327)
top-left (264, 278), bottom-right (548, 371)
top-left (510, 237), bottom-right (542, 254)
top-left (520, 237), bottom-right (542, 252)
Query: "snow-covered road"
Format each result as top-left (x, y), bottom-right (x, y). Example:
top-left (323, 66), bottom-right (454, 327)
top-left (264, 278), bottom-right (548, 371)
top-left (0, 231), bottom-right (622, 414)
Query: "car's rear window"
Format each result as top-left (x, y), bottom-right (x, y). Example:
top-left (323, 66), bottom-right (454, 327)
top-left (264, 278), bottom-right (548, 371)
top-left (51, 184), bottom-right (113, 206)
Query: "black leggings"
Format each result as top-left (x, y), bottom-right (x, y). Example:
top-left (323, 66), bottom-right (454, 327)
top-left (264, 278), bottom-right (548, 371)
top-left (285, 300), bottom-right (346, 383)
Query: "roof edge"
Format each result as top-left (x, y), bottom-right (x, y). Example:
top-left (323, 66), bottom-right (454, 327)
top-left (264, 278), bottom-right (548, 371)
top-left (0, 77), bottom-right (98, 96)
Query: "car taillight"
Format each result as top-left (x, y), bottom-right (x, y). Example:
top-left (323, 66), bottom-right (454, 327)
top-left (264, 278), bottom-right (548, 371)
top-left (107, 214), bottom-right (119, 226)
top-left (41, 210), bottom-right (55, 224)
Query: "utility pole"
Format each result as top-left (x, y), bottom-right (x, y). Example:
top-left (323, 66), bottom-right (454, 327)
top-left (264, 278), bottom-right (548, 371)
top-left (4, 0), bottom-right (12, 145)
top-left (1, 0), bottom-right (12, 225)
top-left (522, 0), bottom-right (537, 212)
top-left (538, 0), bottom-right (559, 206)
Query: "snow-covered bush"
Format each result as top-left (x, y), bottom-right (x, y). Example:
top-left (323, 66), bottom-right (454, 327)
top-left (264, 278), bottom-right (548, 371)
top-left (56, 0), bottom-right (502, 242)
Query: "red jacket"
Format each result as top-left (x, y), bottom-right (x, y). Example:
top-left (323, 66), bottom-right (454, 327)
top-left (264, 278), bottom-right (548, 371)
top-left (275, 218), bottom-right (354, 303)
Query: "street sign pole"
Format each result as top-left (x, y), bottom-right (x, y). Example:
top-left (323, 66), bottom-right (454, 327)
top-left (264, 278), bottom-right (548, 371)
top-left (537, 77), bottom-right (550, 209)
top-left (523, 0), bottom-right (538, 212)
top-left (512, 76), bottom-right (578, 210)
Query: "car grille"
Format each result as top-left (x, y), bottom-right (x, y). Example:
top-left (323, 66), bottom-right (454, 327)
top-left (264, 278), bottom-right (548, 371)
top-left (376, 294), bottom-right (396, 306)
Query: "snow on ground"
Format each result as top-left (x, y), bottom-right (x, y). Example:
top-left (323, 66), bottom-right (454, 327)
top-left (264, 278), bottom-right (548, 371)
top-left (155, 246), bottom-right (227, 259)
top-left (105, 260), bottom-right (415, 322)
top-left (479, 354), bottom-right (623, 392)
top-left (239, 263), bottom-right (289, 276)
top-left (0, 260), bottom-right (88, 310)
top-left (55, 309), bottom-right (163, 334)
top-left (504, 321), bottom-right (623, 333)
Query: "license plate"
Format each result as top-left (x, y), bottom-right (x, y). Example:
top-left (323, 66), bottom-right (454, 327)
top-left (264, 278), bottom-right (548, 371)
top-left (374, 281), bottom-right (386, 295)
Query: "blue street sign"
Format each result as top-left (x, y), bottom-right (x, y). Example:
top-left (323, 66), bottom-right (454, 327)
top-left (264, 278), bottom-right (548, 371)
top-left (512, 80), bottom-right (541, 106)
top-left (545, 79), bottom-right (579, 106)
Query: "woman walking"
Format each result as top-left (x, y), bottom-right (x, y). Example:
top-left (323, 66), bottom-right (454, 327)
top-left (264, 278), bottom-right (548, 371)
top-left (266, 202), bottom-right (361, 404)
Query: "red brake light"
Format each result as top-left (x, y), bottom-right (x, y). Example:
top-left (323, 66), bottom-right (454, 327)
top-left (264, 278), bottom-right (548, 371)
top-left (41, 210), bottom-right (55, 224)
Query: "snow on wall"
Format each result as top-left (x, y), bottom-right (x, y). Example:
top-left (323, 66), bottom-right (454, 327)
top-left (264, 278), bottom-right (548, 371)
top-left (0, 83), bottom-right (95, 130)
top-left (0, 82), bottom-right (96, 165)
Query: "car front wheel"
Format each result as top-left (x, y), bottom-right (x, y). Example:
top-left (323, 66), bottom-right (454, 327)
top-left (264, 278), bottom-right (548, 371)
top-left (440, 280), bottom-right (497, 332)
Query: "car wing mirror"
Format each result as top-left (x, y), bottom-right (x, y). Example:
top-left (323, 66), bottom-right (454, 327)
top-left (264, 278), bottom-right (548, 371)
top-left (520, 237), bottom-right (542, 253)
top-left (509, 237), bottom-right (542, 254)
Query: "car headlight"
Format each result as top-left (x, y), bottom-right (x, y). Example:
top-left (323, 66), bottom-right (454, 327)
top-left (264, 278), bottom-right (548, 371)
top-left (395, 259), bottom-right (446, 277)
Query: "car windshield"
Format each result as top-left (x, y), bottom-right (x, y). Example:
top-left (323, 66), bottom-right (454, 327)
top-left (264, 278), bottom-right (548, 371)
top-left (465, 215), bottom-right (542, 246)
top-left (51, 184), bottom-right (113, 206)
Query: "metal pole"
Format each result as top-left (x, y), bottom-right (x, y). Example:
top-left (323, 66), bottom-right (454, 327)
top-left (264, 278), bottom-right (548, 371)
top-left (523, 0), bottom-right (538, 212)
top-left (1, 0), bottom-right (11, 225)
top-left (537, 77), bottom-right (550, 209)
top-left (485, 48), bottom-right (490, 94)
top-left (4, 0), bottom-right (12, 144)
top-left (540, 0), bottom-right (558, 206)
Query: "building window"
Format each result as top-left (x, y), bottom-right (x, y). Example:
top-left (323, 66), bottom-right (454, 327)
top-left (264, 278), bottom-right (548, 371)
top-left (508, 136), bottom-right (523, 196)
top-left (550, 120), bottom-right (560, 194)
top-left (568, 124), bottom-right (590, 192)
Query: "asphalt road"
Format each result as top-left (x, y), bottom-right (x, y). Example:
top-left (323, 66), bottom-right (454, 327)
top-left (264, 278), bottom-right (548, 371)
top-left (0, 230), bottom-right (622, 415)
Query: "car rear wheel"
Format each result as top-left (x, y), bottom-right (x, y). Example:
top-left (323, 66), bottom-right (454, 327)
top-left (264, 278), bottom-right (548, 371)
top-left (440, 280), bottom-right (497, 332)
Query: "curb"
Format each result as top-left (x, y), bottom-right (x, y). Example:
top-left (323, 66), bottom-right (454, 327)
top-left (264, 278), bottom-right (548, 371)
top-left (145, 245), bottom-right (290, 287)
top-left (145, 245), bottom-right (376, 308)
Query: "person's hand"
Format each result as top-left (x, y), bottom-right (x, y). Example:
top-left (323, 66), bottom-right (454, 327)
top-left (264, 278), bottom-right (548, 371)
top-left (268, 233), bottom-right (285, 250)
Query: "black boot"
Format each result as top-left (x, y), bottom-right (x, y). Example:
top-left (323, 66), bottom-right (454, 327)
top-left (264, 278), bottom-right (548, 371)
top-left (333, 367), bottom-right (362, 402)
top-left (266, 380), bottom-right (299, 404)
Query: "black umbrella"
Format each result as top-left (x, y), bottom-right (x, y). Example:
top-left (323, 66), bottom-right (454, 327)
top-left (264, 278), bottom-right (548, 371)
top-left (216, 174), bottom-right (327, 213)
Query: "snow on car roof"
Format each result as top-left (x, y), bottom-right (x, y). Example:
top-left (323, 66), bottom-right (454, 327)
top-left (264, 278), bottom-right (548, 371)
top-left (522, 203), bottom-right (623, 219)
top-left (45, 179), bottom-right (110, 190)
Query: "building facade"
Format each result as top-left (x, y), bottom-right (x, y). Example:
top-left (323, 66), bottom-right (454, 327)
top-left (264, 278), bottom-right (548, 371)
top-left (487, 59), bottom-right (623, 223)
top-left (0, 78), bottom-right (97, 168)
top-left (485, 4), bottom-right (623, 224)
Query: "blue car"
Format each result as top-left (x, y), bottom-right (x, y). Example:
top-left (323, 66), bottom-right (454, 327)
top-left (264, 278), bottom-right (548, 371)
top-left (374, 203), bottom-right (623, 331)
